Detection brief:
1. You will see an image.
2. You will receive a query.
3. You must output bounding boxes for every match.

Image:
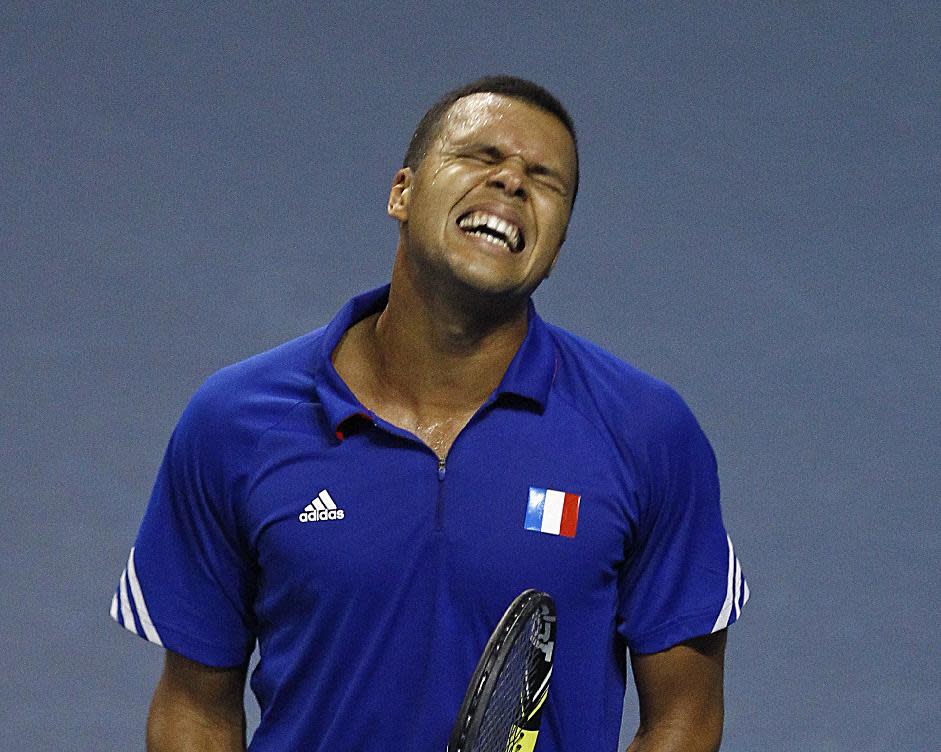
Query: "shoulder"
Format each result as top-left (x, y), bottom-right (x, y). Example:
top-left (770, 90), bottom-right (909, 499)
top-left (544, 322), bottom-right (699, 446)
top-left (175, 326), bottom-right (328, 452)
top-left (544, 323), bottom-right (718, 521)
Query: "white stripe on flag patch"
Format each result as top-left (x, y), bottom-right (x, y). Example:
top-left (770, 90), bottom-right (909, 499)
top-left (542, 489), bottom-right (566, 535)
top-left (127, 547), bottom-right (163, 646)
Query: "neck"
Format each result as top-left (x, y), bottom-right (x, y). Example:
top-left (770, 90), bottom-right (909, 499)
top-left (369, 252), bottom-right (530, 413)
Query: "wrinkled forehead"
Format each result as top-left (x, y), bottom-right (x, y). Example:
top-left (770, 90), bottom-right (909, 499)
top-left (437, 92), bottom-right (577, 178)
top-left (440, 93), bottom-right (519, 137)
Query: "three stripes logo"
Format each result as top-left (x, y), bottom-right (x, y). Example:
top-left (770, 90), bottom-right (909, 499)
top-left (110, 547), bottom-right (163, 647)
top-left (299, 489), bottom-right (345, 523)
top-left (711, 534), bottom-right (749, 632)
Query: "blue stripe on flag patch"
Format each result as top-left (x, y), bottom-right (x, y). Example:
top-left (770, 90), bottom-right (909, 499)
top-left (525, 487), bottom-right (547, 531)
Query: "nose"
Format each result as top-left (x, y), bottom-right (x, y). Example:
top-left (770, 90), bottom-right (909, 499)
top-left (488, 159), bottom-right (527, 199)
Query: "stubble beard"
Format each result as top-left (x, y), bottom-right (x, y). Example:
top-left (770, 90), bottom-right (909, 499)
top-left (400, 229), bottom-right (534, 331)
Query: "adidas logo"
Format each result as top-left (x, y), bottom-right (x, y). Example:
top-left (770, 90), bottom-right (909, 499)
top-left (299, 489), bottom-right (345, 523)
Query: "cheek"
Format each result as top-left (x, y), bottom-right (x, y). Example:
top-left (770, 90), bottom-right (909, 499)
top-left (426, 163), bottom-right (481, 193)
top-left (414, 168), bottom-right (480, 225)
top-left (535, 199), bottom-right (570, 241)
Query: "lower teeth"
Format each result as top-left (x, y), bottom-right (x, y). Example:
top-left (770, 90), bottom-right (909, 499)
top-left (467, 230), bottom-right (508, 250)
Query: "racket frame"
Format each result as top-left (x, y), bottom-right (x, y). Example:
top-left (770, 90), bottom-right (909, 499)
top-left (447, 589), bottom-right (556, 752)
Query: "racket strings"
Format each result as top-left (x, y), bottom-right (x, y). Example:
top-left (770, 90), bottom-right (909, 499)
top-left (472, 611), bottom-right (548, 752)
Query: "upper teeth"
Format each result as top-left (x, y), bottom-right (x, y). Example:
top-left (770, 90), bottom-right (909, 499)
top-left (458, 212), bottom-right (522, 251)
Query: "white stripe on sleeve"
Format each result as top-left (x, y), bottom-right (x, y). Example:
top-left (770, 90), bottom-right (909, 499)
top-left (712, 535), bottom-right (735, 632)
top-left (127, 547), bottom-right (163, 646)
top-left (110, 592), bottom-right (119, 621)
top-left (733, 558), bottom-right (742, 620)
top-left (118, 567), bottom-right (137, 634)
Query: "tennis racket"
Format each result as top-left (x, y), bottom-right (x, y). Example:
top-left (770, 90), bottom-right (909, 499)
top-left (447, 589), bottom-right (557, 752)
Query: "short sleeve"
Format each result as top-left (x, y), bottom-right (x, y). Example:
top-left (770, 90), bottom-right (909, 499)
top-left (109, 382), bottom-right (257, 667)
top-left (616, 393), bottom-right (748, 654)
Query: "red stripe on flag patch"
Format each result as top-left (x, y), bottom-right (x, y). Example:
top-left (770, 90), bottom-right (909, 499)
top-left (559, 492), bottom-right (580, 538)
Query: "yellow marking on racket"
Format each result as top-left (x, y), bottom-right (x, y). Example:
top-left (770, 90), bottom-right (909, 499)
top-left (504, 726), bottom-right (539, 752)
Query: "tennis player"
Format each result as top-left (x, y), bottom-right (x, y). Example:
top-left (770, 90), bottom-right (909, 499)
top-left (112, 75), bottom-right (747, 751)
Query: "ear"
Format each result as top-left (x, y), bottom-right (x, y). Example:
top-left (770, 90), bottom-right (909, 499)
top-left (388, 168), bottom-right (413, 221)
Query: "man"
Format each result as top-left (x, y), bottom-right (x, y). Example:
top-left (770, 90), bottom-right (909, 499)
top-left (111, 76), bottom-right (748, 751)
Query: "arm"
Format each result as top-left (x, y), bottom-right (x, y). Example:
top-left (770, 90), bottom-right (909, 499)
top-left (147, 649), bottom-right (248, 752)
top-left (625, 629), bottom-right (726, 752)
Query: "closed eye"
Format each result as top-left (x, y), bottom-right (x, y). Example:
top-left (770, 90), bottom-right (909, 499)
top-left (457, 145), bottom-right (569, 195)
top-left (463, 146), bottom-right (502, 164)
top-left (530, 169), bottom-right (566, 194)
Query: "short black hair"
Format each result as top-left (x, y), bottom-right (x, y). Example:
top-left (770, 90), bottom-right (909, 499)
top-left (403, 75), bottom-right (579, 203)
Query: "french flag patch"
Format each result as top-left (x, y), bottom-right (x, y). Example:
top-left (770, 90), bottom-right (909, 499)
top-left (525, 487), bottom-right (581, 538)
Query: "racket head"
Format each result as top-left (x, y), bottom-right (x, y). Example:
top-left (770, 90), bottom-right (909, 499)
top-left (448, 589), bottom-right (557, 752)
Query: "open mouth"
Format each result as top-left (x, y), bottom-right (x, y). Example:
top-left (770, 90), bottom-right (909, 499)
top-left (457, 211), bottom-right (525, 253)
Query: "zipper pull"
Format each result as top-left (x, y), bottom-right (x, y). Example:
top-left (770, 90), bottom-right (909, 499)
top-left (437, 458), bottom-right (446, 481)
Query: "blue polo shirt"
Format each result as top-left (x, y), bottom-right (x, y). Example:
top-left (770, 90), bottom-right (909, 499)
top-left (111, 285), bottom-right (748, 751)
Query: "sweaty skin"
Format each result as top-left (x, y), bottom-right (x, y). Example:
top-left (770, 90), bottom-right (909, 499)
top-left (395, 93), bottom-right (575, 309)
top-left (333, 93), bottom-right (578, 459)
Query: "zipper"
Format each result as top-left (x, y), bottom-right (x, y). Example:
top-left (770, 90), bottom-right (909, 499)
top-left (435, 457), bottom-right (446, 530)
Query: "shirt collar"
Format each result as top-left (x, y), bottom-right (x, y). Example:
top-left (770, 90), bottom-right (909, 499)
top-left (492, 298), bottom-right (557, 409)
top-left (314, 285), bottom-right (389, 438)
top-left (314, 284), bottom-right (558, 438)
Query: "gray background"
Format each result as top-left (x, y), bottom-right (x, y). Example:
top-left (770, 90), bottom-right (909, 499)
top-left (2, 2), bottom-right (938, 750)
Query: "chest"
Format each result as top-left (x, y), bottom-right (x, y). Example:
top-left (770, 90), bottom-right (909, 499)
top-left (241, 401), bottom-right (639, 622)
top-left (375, 407), bottom-right (478, 459)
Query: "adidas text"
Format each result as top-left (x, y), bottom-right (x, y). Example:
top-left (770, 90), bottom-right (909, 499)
top-left (299, 509), bottom-right (345, 523)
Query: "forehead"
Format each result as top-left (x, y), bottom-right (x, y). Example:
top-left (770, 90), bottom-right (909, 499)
top-left (437, 93), bottom-right (576, 177)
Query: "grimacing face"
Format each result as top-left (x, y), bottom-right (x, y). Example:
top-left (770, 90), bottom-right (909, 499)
top-left (388, 93), bottom-right (578, 303)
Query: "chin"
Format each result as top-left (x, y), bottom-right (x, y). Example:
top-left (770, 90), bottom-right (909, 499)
top-left (451, 272), bottom-right (537, 310)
